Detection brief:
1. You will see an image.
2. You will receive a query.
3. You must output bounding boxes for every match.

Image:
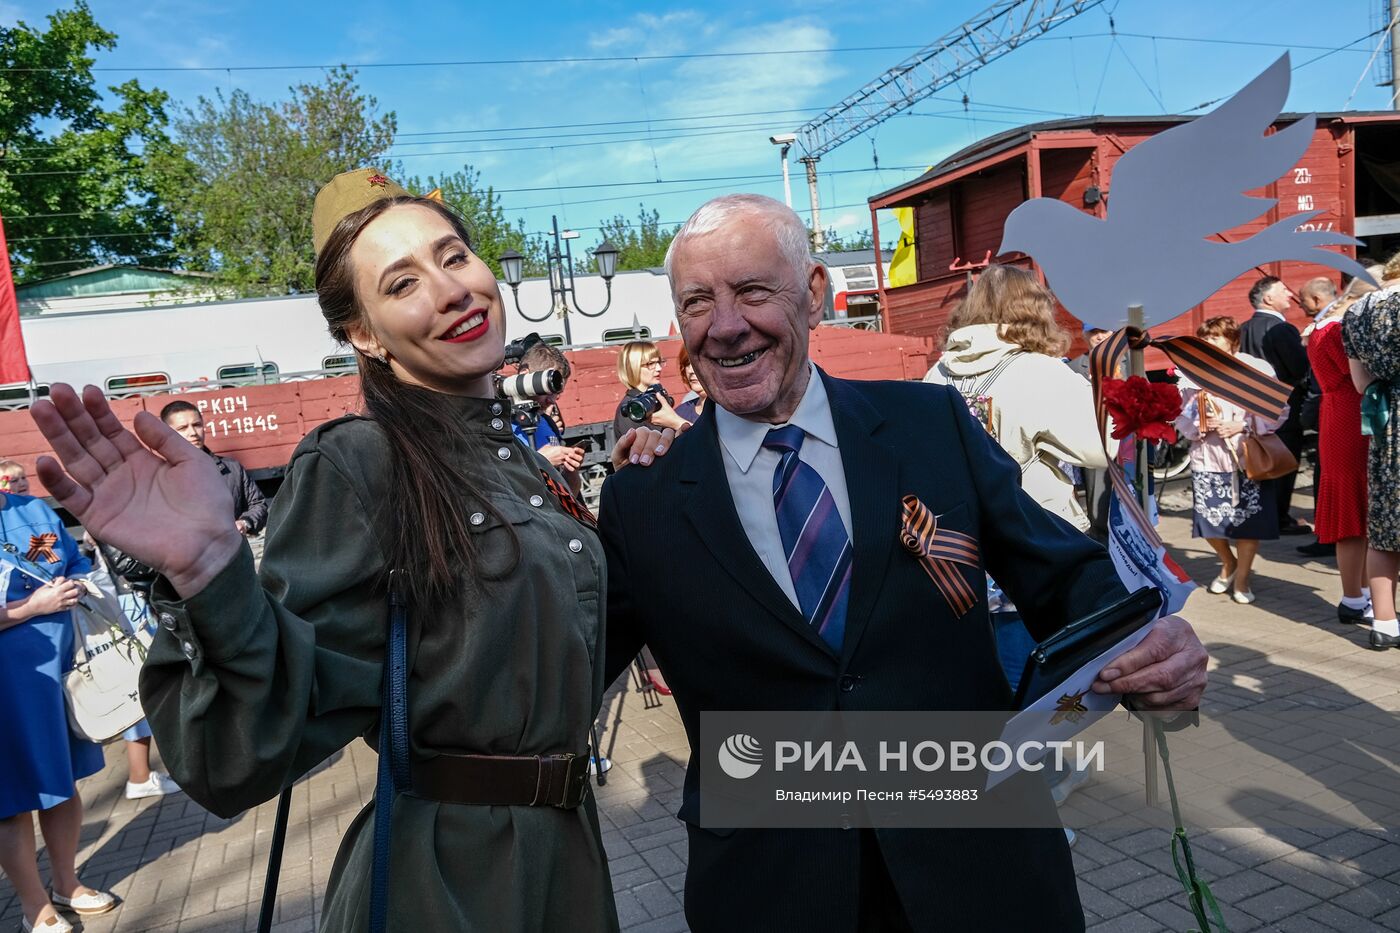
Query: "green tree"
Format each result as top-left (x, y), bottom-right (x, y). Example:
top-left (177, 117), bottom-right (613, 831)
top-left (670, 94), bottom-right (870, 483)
top-left (154, 66), bottom-right (395, 295)
top-left (594, 205), bottom-right (677, 272)
top-left (0, 4), bottom-right (179, 282)
top-left (399, 166), bottom-right (546, 280)
top-left (818, 228), bottom-right (876, 252)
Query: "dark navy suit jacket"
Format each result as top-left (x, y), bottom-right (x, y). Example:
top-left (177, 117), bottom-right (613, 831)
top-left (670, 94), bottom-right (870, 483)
top-left (1238, 311), bottom-right (1309, 445)
top-left (600, 370), bottom-right (1126, 932)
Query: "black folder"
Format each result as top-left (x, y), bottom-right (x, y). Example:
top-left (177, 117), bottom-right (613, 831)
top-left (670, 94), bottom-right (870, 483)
top-left (1014, 587), bottom-right (1164, 709)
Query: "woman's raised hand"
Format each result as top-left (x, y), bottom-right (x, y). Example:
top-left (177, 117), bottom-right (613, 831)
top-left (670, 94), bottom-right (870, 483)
top-left (30, 384), bottom-right (244, 598)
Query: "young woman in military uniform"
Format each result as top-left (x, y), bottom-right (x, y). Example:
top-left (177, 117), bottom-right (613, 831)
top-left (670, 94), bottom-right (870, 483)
top-left (28, 170), bottom-right (671, 931)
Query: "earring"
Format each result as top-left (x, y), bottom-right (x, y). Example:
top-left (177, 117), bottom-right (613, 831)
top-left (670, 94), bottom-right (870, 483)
top-left (376, 352), bottom-right (388, 364)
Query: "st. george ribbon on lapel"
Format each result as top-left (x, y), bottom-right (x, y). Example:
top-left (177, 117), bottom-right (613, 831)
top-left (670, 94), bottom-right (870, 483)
top-left (540, 470), bottom-right (597, 529)
top-left (899, 495), bottom-right (980, 618)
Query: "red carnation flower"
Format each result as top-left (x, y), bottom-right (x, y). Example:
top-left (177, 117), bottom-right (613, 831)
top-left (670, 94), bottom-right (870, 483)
top-left (1101, 376), bottom-right (1182, 444)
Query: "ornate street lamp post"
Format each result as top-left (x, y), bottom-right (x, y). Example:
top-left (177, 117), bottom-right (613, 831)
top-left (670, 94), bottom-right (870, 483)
top-left (498, 215), bottom-right (620, 346)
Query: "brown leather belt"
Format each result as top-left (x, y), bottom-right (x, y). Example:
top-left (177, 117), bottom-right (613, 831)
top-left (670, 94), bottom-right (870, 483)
top-left (407, 753), bottom-right (590, 809)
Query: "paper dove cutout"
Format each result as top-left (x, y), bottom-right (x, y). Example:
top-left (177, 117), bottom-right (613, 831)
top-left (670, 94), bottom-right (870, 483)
top-left (999, 54), bottom-right (1375, 329)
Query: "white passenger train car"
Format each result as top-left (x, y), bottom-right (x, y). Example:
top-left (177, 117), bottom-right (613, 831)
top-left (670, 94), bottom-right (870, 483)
top-left (8, 254), bottom-right (882, 404)
top-left (15, 269), bottom-right (676, 397)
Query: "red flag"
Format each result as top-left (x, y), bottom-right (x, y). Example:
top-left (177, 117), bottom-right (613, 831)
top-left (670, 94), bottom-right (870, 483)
top-left (0, 209), bottom-right (31, 385)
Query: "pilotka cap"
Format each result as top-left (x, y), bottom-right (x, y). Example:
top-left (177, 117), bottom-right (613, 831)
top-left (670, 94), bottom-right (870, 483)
top-left (311, 168), bottom-right (416, 257)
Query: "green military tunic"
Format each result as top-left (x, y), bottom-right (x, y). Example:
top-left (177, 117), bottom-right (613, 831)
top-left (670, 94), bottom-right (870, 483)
top-left (139, 395), bottom-right (618, 932)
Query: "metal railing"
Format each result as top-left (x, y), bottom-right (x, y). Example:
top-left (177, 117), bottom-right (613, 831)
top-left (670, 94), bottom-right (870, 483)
top-left (819, 314), bottom-right (884, 332)
top-left (0, 368), bottom-right (360, 410)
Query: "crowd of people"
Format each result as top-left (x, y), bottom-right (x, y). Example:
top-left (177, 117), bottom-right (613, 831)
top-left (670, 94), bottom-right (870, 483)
top-left (917, 260), bottom-right (1400, 649)
top-left (1169, 267), bottom-right (1399, 649)
top-left (0, 165), bottom-right (1392, 932)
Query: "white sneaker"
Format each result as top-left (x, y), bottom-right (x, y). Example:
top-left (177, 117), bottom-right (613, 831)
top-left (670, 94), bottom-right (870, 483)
top-left (1232, 589), bottom-right (1256, 605)
top-left (125, 772), bottom-right (182, 799)
top-left (589, 756), bottom-right (612, 776)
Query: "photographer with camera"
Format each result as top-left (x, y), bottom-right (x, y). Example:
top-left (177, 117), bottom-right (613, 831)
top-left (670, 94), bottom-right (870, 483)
top-left (501, 338), bottom-right (587, 485)
top-left (611, 340), bottom-right (689, 443)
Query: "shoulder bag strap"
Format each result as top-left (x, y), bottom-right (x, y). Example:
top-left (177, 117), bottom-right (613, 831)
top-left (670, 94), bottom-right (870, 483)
top-left (969, 350), bottom-right (1023, 398)
top-left (257, 568), bottom-right (410, 933)
top-left (940, 350), bottom-right (1023, 398)
top-left (370, 568), bottom-right (410, 933)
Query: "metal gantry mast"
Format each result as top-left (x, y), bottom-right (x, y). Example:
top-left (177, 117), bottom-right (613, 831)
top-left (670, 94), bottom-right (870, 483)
top-left (794, 0), bottom-right (1107, 245)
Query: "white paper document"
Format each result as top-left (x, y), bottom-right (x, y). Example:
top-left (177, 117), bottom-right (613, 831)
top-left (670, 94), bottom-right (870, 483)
top-left (986, 619), bottom-right (1158, 791)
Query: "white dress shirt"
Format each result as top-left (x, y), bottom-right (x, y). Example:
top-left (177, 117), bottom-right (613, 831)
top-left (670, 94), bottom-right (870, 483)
top-left (714, 365), bottom-right (853, 611)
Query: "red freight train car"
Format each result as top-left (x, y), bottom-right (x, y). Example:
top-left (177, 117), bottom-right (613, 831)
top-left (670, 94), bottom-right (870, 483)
top-left (867, 112), bottom-right (1400, 354)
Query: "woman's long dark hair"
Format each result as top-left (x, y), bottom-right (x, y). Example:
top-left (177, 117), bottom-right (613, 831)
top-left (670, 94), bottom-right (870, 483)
top-left (315, 195), bottom-right (518, 609)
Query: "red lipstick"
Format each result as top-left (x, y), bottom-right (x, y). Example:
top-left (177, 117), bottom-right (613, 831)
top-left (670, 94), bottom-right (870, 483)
top-left (439, 309), bottom-right (491, 343)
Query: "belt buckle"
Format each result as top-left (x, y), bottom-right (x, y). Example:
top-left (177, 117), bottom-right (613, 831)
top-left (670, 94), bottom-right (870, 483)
top-left (559, 753), bottom-right (589, 809)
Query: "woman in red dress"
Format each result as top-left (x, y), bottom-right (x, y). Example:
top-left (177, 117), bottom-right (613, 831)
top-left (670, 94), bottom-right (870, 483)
top-left (1309, 310), bottom-right (1371, 624)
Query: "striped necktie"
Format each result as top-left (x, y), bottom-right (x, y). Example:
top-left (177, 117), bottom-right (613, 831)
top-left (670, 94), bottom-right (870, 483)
top-left (763, 425), bottom-right (851, 651)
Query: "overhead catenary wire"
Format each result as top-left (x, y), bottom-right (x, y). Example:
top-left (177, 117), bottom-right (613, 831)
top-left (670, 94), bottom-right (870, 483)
top-left (0, 104), bottom-right (1037, 174)
top-left (1342, 5), bottom-right (1400, 110)
top-left (0, 30), bottom-right (1373, 75)
top-left (4, 164), bottom-right (930, 245)
top-left (13, 195), bottom-right (900, 254)
top-left (0, 95), bottom-right (1075, 163)
top-left (1181, 27), bottom-right (1386, 112)
top-left (7, 23), bottom-right (1389, 249)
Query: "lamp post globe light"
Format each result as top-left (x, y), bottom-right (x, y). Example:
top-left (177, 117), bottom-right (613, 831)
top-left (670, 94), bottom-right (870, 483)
top-left (496, 215), bottom-right (619, 346)
top-left (498, 249), bottom-right (524, 288)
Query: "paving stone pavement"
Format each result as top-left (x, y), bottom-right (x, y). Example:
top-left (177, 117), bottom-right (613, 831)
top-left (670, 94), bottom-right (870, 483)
top-left (2, 481), bottom-right (1397, 932)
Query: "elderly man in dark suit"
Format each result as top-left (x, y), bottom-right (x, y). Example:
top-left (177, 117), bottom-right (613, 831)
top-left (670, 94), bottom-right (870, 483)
top-left (599, 194), bottom-right (1209, 932)
top-left (1237, 275), bottom-right (1311, 534)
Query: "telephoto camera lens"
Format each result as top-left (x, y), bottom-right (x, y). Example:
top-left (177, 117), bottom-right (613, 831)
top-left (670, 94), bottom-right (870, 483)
top-left (498, 367), bottom-right (563, 403)
top-left (621, 391), bottom-right (662, 423)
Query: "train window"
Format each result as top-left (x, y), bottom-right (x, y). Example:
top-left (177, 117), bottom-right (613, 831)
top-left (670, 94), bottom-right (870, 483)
top-left (217, 362), bottom-right (279, 382)
top-left (106, 373), bottom-right (170, 393)
top-left (322, 354), bottom-right (358, 371)
top-left (0, 384), bottom-right (49, 405)
top-left (602, 327), bottom-right (651, 343)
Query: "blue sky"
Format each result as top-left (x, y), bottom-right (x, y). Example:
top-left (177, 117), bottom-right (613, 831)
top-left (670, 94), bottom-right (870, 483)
top-left (7, 0), bottom-right (1399, 252)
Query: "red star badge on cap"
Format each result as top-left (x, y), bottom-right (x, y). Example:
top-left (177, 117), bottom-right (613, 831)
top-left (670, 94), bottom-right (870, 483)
top-left (367, 174), bottom-right (389, 188)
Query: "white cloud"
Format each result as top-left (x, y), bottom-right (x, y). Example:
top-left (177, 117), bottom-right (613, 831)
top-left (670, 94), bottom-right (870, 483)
top-left (532, 16), bottom-right (840, 185)
top-left (588, 12), bottom-right (710, 53)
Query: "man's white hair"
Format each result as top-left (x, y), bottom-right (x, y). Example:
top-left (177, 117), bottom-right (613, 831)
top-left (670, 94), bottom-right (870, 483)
top-left (664, 193), bottom-right (812, 280)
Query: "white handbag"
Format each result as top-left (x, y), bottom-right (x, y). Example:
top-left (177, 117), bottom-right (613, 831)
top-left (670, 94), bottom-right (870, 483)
top-left (63, 579), bottom-right (152, 743)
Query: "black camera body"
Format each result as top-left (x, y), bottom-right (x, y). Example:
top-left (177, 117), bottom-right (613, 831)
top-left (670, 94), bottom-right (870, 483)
top-left (621, 383), bottom-right (674, 423)
top-left (502, 331), bottom-right (544, 367)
